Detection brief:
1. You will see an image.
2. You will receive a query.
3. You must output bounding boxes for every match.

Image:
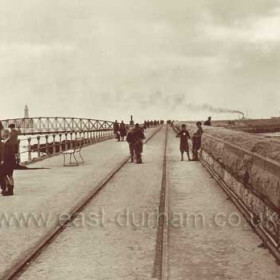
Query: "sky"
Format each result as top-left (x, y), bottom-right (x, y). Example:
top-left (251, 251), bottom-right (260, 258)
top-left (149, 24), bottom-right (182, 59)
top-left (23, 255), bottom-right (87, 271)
top-left (1, 0), bottom-right (280, 122)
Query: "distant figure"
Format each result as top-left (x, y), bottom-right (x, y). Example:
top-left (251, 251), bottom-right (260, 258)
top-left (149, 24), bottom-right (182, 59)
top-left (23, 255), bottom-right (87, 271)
top-left (119, 121), bottom-right (127, 141)
top-left (127, 124), bottom-right (145, 164)
top-left (8, 124), bottom-right (20, 163)
top-left (0, 120), bottom-right (3, 140)
top-left (192, 122), bottom-right (203, 161)
top-left (0, 140), bottom-right (4, 193)
top-left (113, 120), bottom-right (120, 142)
top-left (204, 117), bottom-right (212, 126)
top-left (126, 127), bottom-right (135, 162)
top-left (176, 124), bottom-right (191, 161)
top-left (1, 129), bottom-right (16, 196)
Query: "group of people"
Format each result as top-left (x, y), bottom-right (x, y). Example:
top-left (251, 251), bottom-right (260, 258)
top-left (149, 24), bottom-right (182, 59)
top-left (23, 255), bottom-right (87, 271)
top-left (113, 120), bottom-right (128, 142)
top-left (0, 124), bottom-right (19, 196)
top-left (176, 121), bottom-right (204, 162)
top-left (114, 121), bottom-right (145, 164)
top-left (143, 120), bottom-right (164, 128)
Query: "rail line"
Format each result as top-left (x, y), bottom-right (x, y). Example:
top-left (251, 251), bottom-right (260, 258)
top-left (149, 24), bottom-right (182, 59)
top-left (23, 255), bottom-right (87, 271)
top-left (153, 125), bottom-right (169, 279)
top-left (2, 126), bottom-right (163, 280)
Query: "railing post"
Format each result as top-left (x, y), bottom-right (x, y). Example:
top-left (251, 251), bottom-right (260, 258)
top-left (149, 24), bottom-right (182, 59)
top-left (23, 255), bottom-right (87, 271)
top-left (52, 134), bottom-right (56, 154)
top-left (65, 133), bottom-right (68, 150)
top-left (28, 138), bottom-right (32, 162)
top-left (37, 136), bottom-right (41, 158)
top-left (89, 131), bottom-right (93, 144)
top-left (45, 135), bottom-right (49, 155)
top-left (59, 134), bottom-right (63, 152)
top-left (75, 132), bottom-right (78, 148)
top-left (70, 133), bottom-right (73, 149)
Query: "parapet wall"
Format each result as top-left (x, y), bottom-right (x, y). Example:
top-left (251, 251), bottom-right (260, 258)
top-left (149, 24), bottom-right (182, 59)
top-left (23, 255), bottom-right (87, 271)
top-left (174, 123), bottom-right (280, 248)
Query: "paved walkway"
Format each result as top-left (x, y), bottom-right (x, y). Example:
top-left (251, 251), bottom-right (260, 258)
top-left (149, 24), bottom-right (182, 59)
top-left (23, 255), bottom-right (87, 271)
top-left (1, 126), bottom-right (280, 279)
top-left (166, 128), bottom-right (280, 280)
top-left (18, 126), bottom-right (167, 280)
top-left (0, 128), bottom-right (159, 279)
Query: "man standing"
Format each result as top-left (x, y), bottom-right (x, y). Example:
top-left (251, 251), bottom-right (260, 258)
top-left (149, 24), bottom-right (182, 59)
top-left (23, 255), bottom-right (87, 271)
top-left (192, 122), bottom-right (203, 161)
top-left (0, 139), bottom-right (5, 193)
top-left (113, 120), bottom-right (120, 142)
top-left (133, 124), bottom-right (145, 164)
top-left (9, 124), bottom-right (20, 164)
top-left (0, 120), bottom-right (3, 140)
top-left (126, 126), bottom-right (135, 162)
top-left (127, 124), bottom-right (145, 164)
top-left (1, 129), bottom-right (16, 196)
top-left (176, 124), bottom-right (191, 161)
top-left (119, 121), bottom-right (127, 141)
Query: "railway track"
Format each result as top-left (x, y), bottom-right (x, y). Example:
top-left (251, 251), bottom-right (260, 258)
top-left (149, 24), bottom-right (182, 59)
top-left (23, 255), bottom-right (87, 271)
top-left (153, 125), bottom-right (169, 279)
top-left (3, 126), bottom-right (164, 280)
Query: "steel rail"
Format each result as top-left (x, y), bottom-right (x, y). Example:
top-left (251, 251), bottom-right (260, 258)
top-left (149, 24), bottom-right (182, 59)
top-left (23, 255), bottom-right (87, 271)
top-left (2, 126), bottom-right (163, 280)
top-left (153, 125), bottom-right (169, 279)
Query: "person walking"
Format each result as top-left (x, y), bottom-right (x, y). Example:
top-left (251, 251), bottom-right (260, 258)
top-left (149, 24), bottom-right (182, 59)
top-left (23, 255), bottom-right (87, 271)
top-left (0, 139), bottom-right (5, 193)
top-left (113, 120), bottom-right (120, 142)
top-left (1, 129), bottom-right (16, 196)
top-left (127, 124), bottom-right (145, 164)
top-left (0, 120), bottom-right (3, 140)
top-left (119, 121), bottom-right (127, 141)
top-left (9, 124), bottom-right (20, 164)
top-left (133, 124), bottom-right (145, 164)
top-left (192, 122), bottom-right (203, 161)
top-left (126, 126), bottom-right (135, 162)
top-left (176, 124), bottom-right (191, 161)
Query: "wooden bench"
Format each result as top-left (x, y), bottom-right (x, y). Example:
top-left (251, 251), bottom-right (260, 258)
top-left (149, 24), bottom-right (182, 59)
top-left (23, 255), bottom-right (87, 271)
top-left (63, 138), bottom-right (85, 166)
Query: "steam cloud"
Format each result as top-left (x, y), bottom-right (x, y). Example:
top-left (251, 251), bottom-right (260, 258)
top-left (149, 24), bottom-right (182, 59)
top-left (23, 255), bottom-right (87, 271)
top-left (185, 103), bottom-right (245, 118)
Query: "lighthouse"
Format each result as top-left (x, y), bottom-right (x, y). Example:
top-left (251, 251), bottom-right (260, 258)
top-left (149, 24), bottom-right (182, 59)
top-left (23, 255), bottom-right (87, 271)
top-left (24, 105), bottom-right (29, 119)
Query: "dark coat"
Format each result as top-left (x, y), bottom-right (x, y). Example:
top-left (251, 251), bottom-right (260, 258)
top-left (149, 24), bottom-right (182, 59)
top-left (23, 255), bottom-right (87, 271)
top-left (177, 130), bottom-right (190, 150)
top-left (119, 123), bottom-right (126, 137)
top-left (2, 139), bottom-right (16, 175)
top-left (0, 142), bottom-right (4, 163)
top-left (130, 128), bottom-right (145, 154)
top-left (113, 123), bottom-right (120, 134)
top-left (192, 127), bottom-right (203, 150)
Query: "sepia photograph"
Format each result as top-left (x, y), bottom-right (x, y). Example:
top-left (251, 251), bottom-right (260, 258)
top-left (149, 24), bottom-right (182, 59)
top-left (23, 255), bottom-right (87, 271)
top-left (0, 1), bottom-right (280, 279)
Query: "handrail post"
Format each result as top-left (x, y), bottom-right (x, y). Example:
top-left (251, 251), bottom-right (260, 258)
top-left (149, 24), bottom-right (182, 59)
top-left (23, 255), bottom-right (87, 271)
top-left (45, 135), bottom-right (49, 155)
top-left (90, 131), bottom-right (93, 144)
top-left (52, 134), bottom-right (56, 154)
top-left (65, 133), bottom-right (68, 150)
top-left (28, 138), bottom-right (32, 161)
top-left (70, 133), bottom-right (73, 149)
top-left (59, 134), bottom-right (63, 152)
top-left (37, 136), bottom-right (41, 158)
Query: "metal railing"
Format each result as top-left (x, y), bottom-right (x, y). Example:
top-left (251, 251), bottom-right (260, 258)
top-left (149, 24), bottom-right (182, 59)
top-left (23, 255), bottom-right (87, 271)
top-left (18, 130), bottom-right (114, 164)
top-left (0, 117), bottom-right (114, 135)
top-left (0, 117), bottom-right (118, 164)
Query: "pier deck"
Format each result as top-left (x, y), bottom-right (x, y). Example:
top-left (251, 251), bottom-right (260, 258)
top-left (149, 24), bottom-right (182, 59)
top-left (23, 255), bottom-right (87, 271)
top-left (0, 126), bottom-right (279, 280)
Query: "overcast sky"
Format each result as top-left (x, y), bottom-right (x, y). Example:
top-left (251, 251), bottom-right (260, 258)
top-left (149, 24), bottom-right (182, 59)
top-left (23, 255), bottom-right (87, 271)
top-left (1, 0), bottom-right (280, 122)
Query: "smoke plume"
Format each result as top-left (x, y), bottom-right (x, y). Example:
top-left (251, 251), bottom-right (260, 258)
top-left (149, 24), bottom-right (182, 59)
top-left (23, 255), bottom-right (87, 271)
top-left (185, 103), bottom-right (245, 118)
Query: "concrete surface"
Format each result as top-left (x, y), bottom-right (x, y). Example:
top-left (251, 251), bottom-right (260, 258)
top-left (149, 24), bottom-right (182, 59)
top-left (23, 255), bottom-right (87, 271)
top-left (2, 126), bottom-right (280, 280)
top-left (17, 127), bottom-right (166, 280)
top-left (167, 128), bottom-right (280, 280)
top-left (0, 128), bottom-right (158, 279)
